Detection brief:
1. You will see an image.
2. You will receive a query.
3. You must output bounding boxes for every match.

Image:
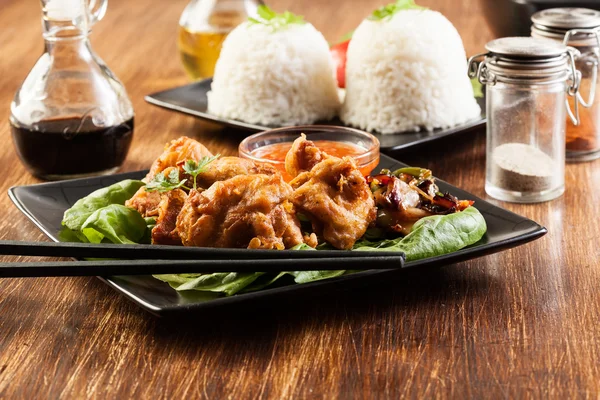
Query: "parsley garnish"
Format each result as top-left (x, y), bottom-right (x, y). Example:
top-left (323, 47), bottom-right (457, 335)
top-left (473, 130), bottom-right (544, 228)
top-left (183, 154), bottom-right (220, 191)
top-left (368, 0), bottom-right (425, 21)
top-left (248, 5), bottom-right (305, 31)
top-left (145, 169), bottom-right (187, 193)
top-left (145, 155), bottom-right (220, 193)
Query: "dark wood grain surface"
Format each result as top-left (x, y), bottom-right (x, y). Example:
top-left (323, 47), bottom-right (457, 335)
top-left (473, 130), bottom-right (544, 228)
top-left (1, 0), bottom-right (599, 398)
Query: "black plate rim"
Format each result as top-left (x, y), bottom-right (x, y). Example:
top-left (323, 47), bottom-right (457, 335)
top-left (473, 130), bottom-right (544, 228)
top-left (144, 79), bottom-right (487, 152)
top-left (8, 155), bottom-right (547, 316)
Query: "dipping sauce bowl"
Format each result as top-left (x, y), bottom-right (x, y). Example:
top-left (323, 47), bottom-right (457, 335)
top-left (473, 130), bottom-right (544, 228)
top-left (239, 125), bottom-right (380, 181)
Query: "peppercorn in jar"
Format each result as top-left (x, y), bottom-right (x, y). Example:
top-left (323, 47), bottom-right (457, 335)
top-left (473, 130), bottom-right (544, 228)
top-left (532, 8), bottom-right (600, 162)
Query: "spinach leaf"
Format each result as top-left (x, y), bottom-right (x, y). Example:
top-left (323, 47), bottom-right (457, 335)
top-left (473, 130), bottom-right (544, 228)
top-left (58, 226), bottom-right (89, 243)
top-left (353, 207), bottom-right (486, 261)
top-left (290, 243), bottom-right (316, 251)
top-left (154, 272), bottom-right (266, 296)
top-left (62, 179), bottom-right (145, 231)
top-left (81, 204), bottom-right (148, 244)
top-left (141, 217), bottom-right (156, 245)
top-left (288, 243), bottom-right (347, 283)
top-left (290, 270), bottom-right (348, 283)
top-left (240, 272), bottom-right (289, 293)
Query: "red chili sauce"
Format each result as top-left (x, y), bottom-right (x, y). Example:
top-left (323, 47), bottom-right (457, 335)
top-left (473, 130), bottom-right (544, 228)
top-left (250, 140), bottom-right (379, 181)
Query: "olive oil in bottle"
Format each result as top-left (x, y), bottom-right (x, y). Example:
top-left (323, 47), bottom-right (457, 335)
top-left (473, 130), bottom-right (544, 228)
top-left (178, 27), bottom-right (230, 80)
top-left (177, 1), bottom-right (261, 80)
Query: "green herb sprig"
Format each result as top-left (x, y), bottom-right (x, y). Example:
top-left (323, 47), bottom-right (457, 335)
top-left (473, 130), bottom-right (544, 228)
top-left (248, 5), bottom-right (305, 31)
top-left (145, 155), bottom-right (220, 193)
top-left (183, 154), bottom-right (220, 191)
top-left (368, 0), bottom-right (425, 21)
top-left (145, 169), bottom-right (188, 193)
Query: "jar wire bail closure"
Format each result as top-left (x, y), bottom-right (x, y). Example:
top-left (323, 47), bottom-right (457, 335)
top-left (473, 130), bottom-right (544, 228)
top-left (566, 49), bottom-right (582, 125)
top-left (468, 52), bottom-right (497, 85)
top-left (563, 28), bottom-right (600, 108)
top-left (468, 47), bottom-right (582, 126)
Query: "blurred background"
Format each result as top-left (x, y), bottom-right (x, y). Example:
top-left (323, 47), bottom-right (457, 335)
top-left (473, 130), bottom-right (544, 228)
top-left (0, 0), bottom-right (494, 176)
top-left (0, 0), bottom-right (492, 92)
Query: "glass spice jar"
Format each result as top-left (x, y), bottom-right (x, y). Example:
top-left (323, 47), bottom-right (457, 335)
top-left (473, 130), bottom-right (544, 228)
top-left (468, 37), bottom-right (581, 203)
top-left (532, 8), bottom-right (600, 162)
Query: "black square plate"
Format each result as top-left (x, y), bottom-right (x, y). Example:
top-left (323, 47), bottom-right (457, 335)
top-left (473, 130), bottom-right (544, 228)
top-left (8, 154), bottom-right (545, 316)
top-left (145, 79), bottom-right (486, 153)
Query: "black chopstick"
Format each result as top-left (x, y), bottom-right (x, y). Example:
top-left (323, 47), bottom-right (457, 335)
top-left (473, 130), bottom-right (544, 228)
top-left (0, 256), bottom-right (404, 277)
top-left (0, 240), bottom-right (402, 260)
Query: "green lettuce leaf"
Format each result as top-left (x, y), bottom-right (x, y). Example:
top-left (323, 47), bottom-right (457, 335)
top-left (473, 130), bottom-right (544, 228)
top-left (58, 226), bottom-right (89, 243)
top-left (290, 243), bottom-right (316, 251)
top-left (153, 272), bottom-right (266, 296)
top-left (81, 204), bottom-right (148, 244)
top-left (240, 272), bottom-right (289, 293)
top-left (62, 179), bottom-right (145, 232)
top-left (290, 270), bottom-right (348, 283)
top-left (353, 206), bottom-right (487, 261)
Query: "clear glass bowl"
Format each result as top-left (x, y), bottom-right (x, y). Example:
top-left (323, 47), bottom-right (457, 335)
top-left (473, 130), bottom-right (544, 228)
top-left (238, 125), bottom-right (380, 181)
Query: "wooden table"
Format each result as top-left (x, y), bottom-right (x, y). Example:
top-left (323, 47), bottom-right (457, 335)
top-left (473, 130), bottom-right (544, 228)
top-left (1, 0), bottom-right (599, 398)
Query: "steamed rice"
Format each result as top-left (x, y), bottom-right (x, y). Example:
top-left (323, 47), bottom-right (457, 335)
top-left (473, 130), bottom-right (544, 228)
top-left (340, 9), bottom-right (481, 134)
top-left (207, 22), bottom-right (341, 126)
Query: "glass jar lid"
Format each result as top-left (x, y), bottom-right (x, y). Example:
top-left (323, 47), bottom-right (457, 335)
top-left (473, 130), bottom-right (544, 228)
top-left (485, 36), bottom-right (569, 59)
top-left (477, 37), bottom-right (575, 79)
top-left (468, 36), bottom-right (582, 125)
top-left (468, 37), bottom-right (580, 93)
top-left (532, 8), bottom-right (600, 30)
top-left (532, 8), bottom-right (600, 46)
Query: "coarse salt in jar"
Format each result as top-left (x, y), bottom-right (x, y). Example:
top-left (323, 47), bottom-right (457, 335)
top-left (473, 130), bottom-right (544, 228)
top-left (468, 37), bottom-right (581, 203)
top-left (532, 8), bottom-right (600, 162)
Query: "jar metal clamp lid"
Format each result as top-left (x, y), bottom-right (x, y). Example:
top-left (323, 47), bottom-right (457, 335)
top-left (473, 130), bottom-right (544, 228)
top-left (467, 36), bottom-right (582, 125)
top-left (532, 8), bottom-right (600, 108)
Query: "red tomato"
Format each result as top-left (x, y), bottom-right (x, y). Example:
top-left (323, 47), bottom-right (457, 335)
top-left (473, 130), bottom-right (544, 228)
top-left (330, 40), bottom-right (350, 88)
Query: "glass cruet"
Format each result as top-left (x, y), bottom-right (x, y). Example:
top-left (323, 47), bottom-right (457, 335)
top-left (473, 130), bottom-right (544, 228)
top-left (10, 0), bottom-right (135, 181)
top-left (178, 0), bottom-right (262, 80)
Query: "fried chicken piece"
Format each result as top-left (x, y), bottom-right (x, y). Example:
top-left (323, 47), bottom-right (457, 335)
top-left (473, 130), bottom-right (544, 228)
top-left (196, 157), bottom-right (277, 189)
top-left (127, 137), bottom-right (211, 217)
top-left (125, 166), bottom-right (181, 218)
top-left (127, 152), bottom-right (277, 219)
top-left (176, 174), bottom-right (304, 249)
top-left (145, 136), bottom-right (213, 181)
top-left (285, 133), bottom-right (326, 178)
top-left (125, 187), bottom-right (162, 217)
top-left (151, 189), bottom-right (187, 245)
top-left (287, 137), bottom-right (377, 250)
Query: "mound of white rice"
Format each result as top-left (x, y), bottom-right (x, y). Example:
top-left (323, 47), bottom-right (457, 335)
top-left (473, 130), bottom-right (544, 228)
top-left (340, 9), bottom-right (481, 134)
top-left (207, 22), bottom-right (341, 126)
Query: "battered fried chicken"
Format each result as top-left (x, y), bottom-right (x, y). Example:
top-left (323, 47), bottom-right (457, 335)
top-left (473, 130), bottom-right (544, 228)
top-left (287, 136), bottom-right (377, 250)
top-left (151, 189), bottom-right (187, 245)
top-left (125, 137), bottom-right (277, 245)
top-left (145, 136), bottom-right (213, 181)
top-left (285, 133), bottom-right (326, 177)
top-left (126, 166), bottom-right (181, 218)
top-left (176, 174), bottom-right (305, 249)
top-left (125, 186), bottom-right (162, 217)
top-left (127, 136), bottom-right (212, 218)
top-left (195, 157), bottom-right (277, 189)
